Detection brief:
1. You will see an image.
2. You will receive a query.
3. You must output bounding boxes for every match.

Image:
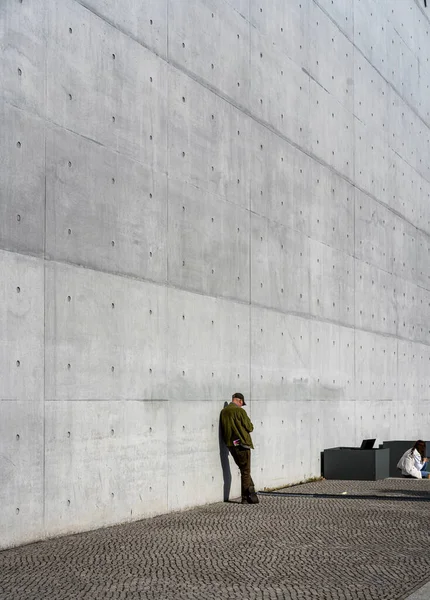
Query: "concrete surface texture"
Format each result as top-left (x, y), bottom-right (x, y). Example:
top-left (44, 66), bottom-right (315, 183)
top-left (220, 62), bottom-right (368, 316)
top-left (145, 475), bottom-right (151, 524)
top-left (1, 0), bottom-right (430, 548)
top-left (1, 480), bottom-right (430, 599)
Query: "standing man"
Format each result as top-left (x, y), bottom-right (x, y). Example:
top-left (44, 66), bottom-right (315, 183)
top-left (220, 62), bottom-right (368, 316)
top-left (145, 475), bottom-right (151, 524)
top-left (220, 393), bottom-right (259, 504)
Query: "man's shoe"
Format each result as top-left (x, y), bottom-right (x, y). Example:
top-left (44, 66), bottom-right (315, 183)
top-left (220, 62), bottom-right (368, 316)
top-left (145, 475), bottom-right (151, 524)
top-left (247, 487), bottom-right (260, 504)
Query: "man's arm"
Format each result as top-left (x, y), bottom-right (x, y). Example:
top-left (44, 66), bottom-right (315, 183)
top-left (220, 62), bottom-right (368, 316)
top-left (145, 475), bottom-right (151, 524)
top-left (240, 410), bottom-right (254, 433)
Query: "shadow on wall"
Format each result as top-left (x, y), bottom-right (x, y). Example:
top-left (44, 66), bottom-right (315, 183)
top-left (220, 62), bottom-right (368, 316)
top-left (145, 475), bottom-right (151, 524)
top-left (219, 402), bottom-right (231, 501)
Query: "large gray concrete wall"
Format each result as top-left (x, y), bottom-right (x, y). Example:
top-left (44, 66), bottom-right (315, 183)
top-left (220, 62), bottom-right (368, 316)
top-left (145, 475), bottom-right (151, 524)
top-left (1, 0), bottom-right (430, 549)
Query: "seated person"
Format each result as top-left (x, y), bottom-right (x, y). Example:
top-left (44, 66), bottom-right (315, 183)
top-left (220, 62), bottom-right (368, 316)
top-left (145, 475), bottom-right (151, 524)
top-left (397, 440), bottom-right (430, 479)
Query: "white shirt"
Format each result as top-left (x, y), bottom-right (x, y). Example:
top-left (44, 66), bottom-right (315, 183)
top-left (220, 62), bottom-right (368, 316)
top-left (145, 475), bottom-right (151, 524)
top-left (397, 448), bottom-right (424, 479)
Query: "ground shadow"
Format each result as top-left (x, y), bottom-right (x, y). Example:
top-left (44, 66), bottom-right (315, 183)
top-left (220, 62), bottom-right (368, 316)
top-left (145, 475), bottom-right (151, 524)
top-left (375, 488), bottom-right (430, 498)
top-left (260, 490), bottom-right (430, 502)
top-left (219, 402), bottom-right (231, 502)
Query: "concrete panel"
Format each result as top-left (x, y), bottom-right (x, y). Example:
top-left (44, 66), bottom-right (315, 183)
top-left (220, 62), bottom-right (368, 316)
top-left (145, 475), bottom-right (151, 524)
top-left (398, 340), bottom-right (420, 402)
top-left (45, 262), bottom-right (167, 401)
top-left (386, 148), bottom-right (420, 226)
top-left (168, 0), bottom-right (250, 105)
top-left (253, 397), bottom-right (357, 486)
top-left (166, 288), bottom-right (250, 401)
top-left (0, 102), bottom-right (45, 256)
top-left (417, 80), bottom-right (430, 142)
top-left (46, 126), bottom-right (167, 282)
top-left (250, 28), bottom-right (310, 149)
top-left (387, 93), bottom-right (409, 167)
top-left (396, 280), bottom-right (430, 345)
top-left (416, 286), bottom-right (430, 346)
top-left (252, 319), bottom-right (367, 457)
top-left (414, 402), bottom-right (430, 439)
top-left (316, 0), bottom-right (353, 37)
top-left (168, 68), bottom-right (250, 208)
top-left (355, 330), bottom-right (397, 402)
top-left (0, 0), bottom-right (47, 117)
top-left (400, 400), bottom-right (430, 440)
top-left (309, 80), bottom-right (353, 179)
top-left (47, 0), bottom-right (168, 169)
top-left (251, 400), bottom-right (312, 487)
top-left (310, 399), bottom-right (356, 475)
top-left (251, 214), bottom-right (310, 314)
top-left (167, 178), bottom-right (249, 301)
top-left (355, 189), bottom-right (395, 274)
top-left (404, 109), bottom-right (421, 175)
top-left (44, 400), bottom-right (168, 536)
top-left (354, 51), bottom-right (389, 142)
top-left (388, 88), bottom-right (419, 172)
top-left (391, 401), bottom-right (430, 442)
top-left (354, 400), bottom-right (394, 451)
top-left (391, 215), bottom-right (417, 284)
top-left (415, 124), bottom-right (430, 183)
top-left (355, 260), bottom-right (397, 336)
top-left (250, 308), bottom-right (311, 402)
top-left (250, 0), bottom-right (309, 70)
top-left (309, 320), bottom-right (355, 402)
top-left (384, 401), bottom-right (423, 442)
top-left (0, 401), bottom-right (44, 548)
top-left (167, 401), bottom-right (240, 511)
top-left (414, 3), bottom-right (430, 59)
top-left (309, 239), bottom-right (354, 326)
top-left (413, 121), bottom-right (427, 182)
top-left (312, 398), bottom-right (356, 459)
top-left (418, 178), bottom-right (430, 237)
top-left (0, 250), bottom-right (44, 402)
top-left (417, 343), bottom-right (430, 401)
top-left (386, 0), bottom-right (420, 59)
top-left (395, 277), bottom-right (423, 340)
top-left (382, 403), bottom-right (404, 441)
top-left (354, 0), bottom-right (388, 80)
top-left (225, 0), bottom-right (249, 19)
top-left (417, 98), bottom-right (430, 150)
top-left (354, 119), bottom-right (389, 205)
top-left (307, 161), bottom-right (354, 255)
top-left (308, 3), bottom-right (353, 112)
top-left (386, 23), bottom-right (420, 109)
top-left (249, 127), bottom-right (312, 232)
top-left (79, 0), bottom-right (168, 57)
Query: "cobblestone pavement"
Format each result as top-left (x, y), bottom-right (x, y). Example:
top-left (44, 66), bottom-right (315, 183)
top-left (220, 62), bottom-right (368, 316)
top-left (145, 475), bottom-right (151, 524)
top-left (1, 480), bottom-right (430, 600)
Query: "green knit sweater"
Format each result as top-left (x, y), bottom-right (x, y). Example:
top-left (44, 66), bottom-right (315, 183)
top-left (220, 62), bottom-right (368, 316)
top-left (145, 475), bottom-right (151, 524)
top-left (220, 402), bottom-right (254, 449)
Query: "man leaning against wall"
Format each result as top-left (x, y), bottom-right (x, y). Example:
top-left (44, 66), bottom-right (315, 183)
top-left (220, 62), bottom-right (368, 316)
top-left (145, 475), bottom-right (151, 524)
top-left (220, 393), bottom-right (259, 504)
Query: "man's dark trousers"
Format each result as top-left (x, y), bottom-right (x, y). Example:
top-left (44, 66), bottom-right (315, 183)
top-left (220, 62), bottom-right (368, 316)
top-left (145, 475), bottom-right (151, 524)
top-left (229, 446), bottom-right (254, 499)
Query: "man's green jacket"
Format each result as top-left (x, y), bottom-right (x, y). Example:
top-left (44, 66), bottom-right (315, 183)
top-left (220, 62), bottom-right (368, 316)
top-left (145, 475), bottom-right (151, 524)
top-left (220, 402), bottom-right (254, 449)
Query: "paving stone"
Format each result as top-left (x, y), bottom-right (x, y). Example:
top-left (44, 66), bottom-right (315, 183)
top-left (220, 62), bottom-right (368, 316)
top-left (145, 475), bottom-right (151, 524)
top-left (1, 480), bottom-right (430, 599)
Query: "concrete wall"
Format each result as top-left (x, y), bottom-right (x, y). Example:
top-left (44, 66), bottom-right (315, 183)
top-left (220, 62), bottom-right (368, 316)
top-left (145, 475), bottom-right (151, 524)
top-left (1, 0), bottom-right (430, 548)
